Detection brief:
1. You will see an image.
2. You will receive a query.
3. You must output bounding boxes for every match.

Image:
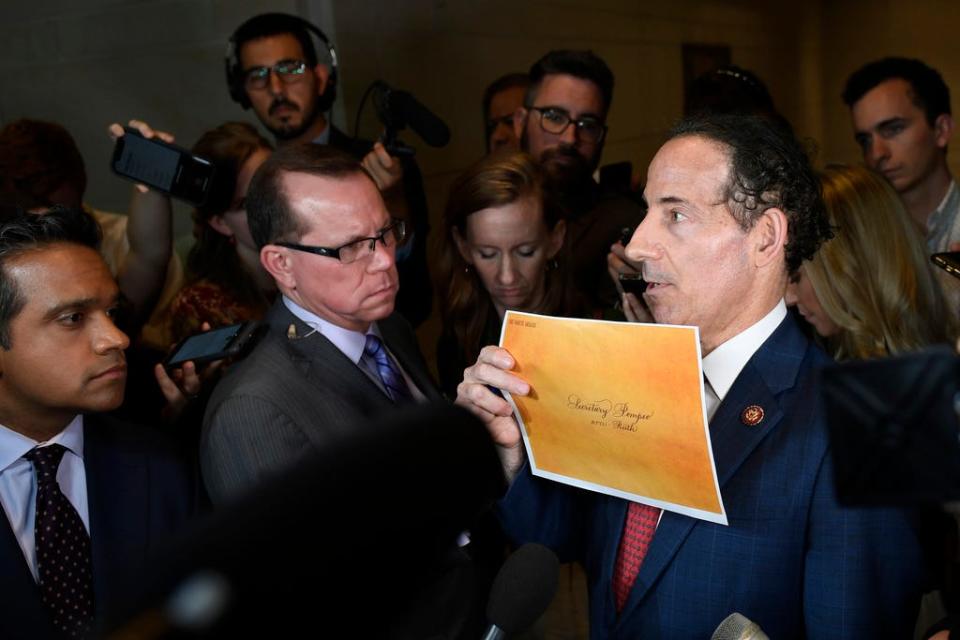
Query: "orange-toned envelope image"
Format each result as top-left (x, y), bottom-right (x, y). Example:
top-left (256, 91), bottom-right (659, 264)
top-left (500, 311), bottom-right (726, 524)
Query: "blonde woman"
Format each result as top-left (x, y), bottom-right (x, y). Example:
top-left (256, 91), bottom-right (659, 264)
top-left (787, 164), bottom-right (955, 359)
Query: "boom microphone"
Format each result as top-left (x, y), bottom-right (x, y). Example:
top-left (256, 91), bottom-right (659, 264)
top-left (373, 81), bottom-right (451, 148)
top-left (481, 543), bottom-right (560, 640)
top-left (711, 612), bottom-right (769, 640)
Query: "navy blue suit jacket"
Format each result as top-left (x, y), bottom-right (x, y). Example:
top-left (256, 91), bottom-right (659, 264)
top-left (0, 415), bottom-right (195, 639)
top-left (498, 315), bottom-right (926, 638)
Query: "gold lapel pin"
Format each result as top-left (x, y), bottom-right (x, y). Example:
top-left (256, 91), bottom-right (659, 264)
top-left (741, 405), bottom-right (764, 426)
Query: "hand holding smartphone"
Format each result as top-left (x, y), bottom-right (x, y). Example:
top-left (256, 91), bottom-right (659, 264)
top-left (111, 124), bottom-right (215, 206)
top-left (616, 225), bottom-right (647, 295)
top-left (164, 322), bottom-right (262, 369)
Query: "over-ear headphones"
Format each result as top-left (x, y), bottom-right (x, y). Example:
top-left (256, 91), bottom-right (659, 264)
top-left (225, 13), bottom-right (339, 111)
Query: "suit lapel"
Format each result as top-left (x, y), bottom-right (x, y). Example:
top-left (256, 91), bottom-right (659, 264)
top-left (614, 317), bottom-right (809, 619)
top-left (268, 301), bottom-right (401, 408)
top-left (0, 501), bottom-right (54, 633)
top-left (270, 301), bottom-right (441, 404)
top-left (84, 416), bottom-right (149, 606)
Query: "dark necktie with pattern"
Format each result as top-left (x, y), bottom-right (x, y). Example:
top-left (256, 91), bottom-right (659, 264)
top-left (363, 334), bottom-right (413, 404)
top-left (24, 444), bottom-right (95, 637)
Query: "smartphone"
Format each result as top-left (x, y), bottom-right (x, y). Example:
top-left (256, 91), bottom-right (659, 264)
top-left (617, 225), bottom-right (646, 295)
top-left (165, 322), bottom-right (262, 368)
top-left (618, 272), bottom-right (648, 296)
top-left (111, 127), bottom-right (215, 206)
top-left (931, 251), bottom-right (960, 279)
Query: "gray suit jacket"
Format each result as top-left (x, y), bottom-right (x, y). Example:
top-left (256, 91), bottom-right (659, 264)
top-left (200, 300), bottom-right (443, 504)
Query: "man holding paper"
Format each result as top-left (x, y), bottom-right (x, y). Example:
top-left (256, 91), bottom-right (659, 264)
top-left (457, 113), bottom-right (927, 638)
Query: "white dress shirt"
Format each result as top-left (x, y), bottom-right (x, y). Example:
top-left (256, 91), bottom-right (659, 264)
top-left (0, 415), bottom-right (88, 581)
top-left (700, 300), bottom-right (787, 418)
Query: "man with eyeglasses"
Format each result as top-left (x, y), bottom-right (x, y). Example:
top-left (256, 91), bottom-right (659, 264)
top-left (516, 50), bottom-right (645, 309)
top-left (228, 13), bottom-right (433, 328)
top-left (198, 144), bottom-right (477, 638)
top-left (200, 144), bottom-right (445, 505)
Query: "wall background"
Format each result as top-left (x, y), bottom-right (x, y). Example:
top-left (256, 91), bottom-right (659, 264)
top-left (2, 0), bottom-right (959, 348)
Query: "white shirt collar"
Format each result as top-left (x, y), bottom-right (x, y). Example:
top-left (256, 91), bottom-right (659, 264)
top-left (935, 180), bottom-right (957, 215)
top-left (282, 295), bottom-right (380, 365)
top-left (701, 300), bottom-right (787, 403)
top-left (0, 415), bottom-right (84, 473)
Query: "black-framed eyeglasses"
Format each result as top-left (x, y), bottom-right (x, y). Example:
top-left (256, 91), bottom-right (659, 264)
top-left (243, 59), bottom-right (308, 90)
top-left (275, 219), bottom-right (406, 264)
top-left (528, 106), bottom-right (607, 143)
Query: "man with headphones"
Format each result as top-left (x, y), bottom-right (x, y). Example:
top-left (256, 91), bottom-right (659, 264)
top-left (226, 13), bottom-right (433, 328)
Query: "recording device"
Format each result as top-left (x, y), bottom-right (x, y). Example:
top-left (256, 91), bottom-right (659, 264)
top-left (618, 273), bottom-right (648, 296)
top-left (617, 225), bottom-right (647, 296)
top-left (225, 13), bottom-right (339, 110)
top-left (164, 322), bottom-right (261, 368)
top-left (104, 403), bottom-right (504, 638)
top-left (482, 543), bottom-right (560, 640)
top-left (932, 251), bottom-right (960, 280)
top-left (821, 346), bottom-right (960, 505)
top-left (711, 613), bottom-right (769, 640)
top-left (111, 128), bottom-right (215, 206)
top-left (364, 80), bottom-right (451, 157)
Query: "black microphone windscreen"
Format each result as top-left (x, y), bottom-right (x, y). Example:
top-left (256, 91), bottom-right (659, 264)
top-left (486, 543), bottom-right (560, 634)
top-left (390, 90), bottom-right (451, 147)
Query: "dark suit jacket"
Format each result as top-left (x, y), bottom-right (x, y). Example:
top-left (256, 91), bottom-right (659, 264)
top-left (0, 415), bottom-right (195, 640)
top-left (200, 300), bottom-right (443, 504)
top-left (199, 301), bottom-right (481, 638)
top-left (328, 125), bottom-right (434, 328)
top-left (498, 315), bottom-right (927, 639)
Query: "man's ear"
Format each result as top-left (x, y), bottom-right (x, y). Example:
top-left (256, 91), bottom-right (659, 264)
top-left (208, 215), bottom-right (233, 238)
top-left (934, 113), bottom-right (954, 150)
top-left (452, 228), bottom-right (473, 265)
top-left (546, 219), bottom-right (566, 259)
top-left (260, 245), bottom-right (295, 290)
top-left (313, 64), bottom-right (330, 98)
top-left (513, 107), bottom-right (528, 141)
top-left (753, 207), bottom-right (788, 269)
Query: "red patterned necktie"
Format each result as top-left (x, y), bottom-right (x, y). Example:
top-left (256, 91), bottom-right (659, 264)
top-left (25, 444), bottom-right (95, 637)
top-left (611, 502), bottom-right (661, 613)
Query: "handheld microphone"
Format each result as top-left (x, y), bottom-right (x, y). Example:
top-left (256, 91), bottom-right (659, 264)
top-left (711, 612), bottom-right (769, 640)
top-left (481, 543), bottom-right (560, 640)
top-left (372, 81), bottom-right (451, 152)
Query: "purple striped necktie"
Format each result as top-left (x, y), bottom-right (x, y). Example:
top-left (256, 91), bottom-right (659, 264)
top-left (363, 334), bottom-right (413, 403)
